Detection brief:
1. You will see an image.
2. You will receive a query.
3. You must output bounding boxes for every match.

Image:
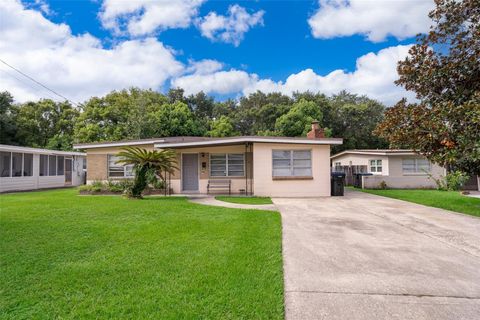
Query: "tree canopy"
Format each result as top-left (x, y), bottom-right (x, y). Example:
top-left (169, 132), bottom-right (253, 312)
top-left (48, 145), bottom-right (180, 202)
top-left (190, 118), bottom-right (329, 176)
top-left (3, 88), bottom-right (387, 153)
top-left (375, 0), bottom-right (480, 174)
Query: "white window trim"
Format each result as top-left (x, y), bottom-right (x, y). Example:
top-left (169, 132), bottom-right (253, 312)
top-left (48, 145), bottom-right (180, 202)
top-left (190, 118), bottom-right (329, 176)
top-left (369, 159), bottom-right (383, 174)
top-left (272, 149), bottom-right (312, 177)
top-left (402, 158), bottom-right (431, 175)
top-left (209, 153), bottom-right (245, 177)
top-left (108, 154), bottom-right (134, 178)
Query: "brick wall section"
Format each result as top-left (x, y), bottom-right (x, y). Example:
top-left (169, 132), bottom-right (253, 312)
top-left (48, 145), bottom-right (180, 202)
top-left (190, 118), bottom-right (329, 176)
top-left (87, 154), bottom-right (108, 181)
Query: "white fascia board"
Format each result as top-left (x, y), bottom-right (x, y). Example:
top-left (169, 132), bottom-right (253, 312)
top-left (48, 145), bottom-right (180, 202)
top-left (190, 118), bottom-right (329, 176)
top-left (154, 137), bottom-right (343, 148)
top-left (73, 140), bottom-right (165, 150)
top-left (331, 150), bottom-right (417, 159)
top-left (331, 151), bottom-right (388, 159)
top-left (0, 144), bottom-right (86, 156)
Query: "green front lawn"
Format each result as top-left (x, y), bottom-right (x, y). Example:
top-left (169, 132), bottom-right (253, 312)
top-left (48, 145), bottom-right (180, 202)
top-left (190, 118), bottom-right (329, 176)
top-left (356, 188), bottom-right (480, 217)
top-left (215, 196), bottom-right (273, 205)
top-left (0, 189), bottom-right (283, 319)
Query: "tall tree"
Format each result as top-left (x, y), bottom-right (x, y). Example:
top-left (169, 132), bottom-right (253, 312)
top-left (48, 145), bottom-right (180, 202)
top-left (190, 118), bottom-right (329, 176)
top-left (74, 88), bottom-right (169, 143)
top-left (207, 116), bottom-right (239, 137)
top-left (151, 101), bottom-right (205, 137)
top-left (375, 0), bottom-right (480, 174)
top-left (330, 92), bottom-right (388, 153)
top-left (0, 91), bottom-right (18, 145)
top-left (275, 99), bottom-right (323, 136)
top-left (15, 99), bottom-right (79, 150)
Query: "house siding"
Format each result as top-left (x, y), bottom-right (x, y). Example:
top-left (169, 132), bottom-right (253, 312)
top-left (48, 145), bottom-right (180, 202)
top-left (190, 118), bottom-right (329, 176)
top-left (332, 152), bottom-right (446, 189)
top-left (0, 153), bottom-right (86, 193)
top-left (253, 143), bottom-right (331, 197)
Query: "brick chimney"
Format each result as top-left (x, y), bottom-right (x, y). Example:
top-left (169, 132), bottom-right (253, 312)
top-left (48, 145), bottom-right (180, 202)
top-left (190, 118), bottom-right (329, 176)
top-left (307, 120), bottom-right (325, 139)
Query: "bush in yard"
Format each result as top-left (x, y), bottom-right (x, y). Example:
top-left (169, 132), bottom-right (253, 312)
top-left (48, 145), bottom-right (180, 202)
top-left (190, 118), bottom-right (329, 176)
top-left (78, 184), bottom-right (93, 192)
top-left (117, 179), bottom-right (134, 194)
top-left (90, 180), bottom-right (105, 192)
top-left (106, 180), bottom-right (124, 193)
top-left (152, 178), bottom-right (165, 190)
top-left (116, 147), bottom-right (178, 198)
top-left (379, 181), bottom-right (388, 190)
top-left (430, 170), bottom-right (469, 191)
top-left (145, 168), bottom-right (166, 190)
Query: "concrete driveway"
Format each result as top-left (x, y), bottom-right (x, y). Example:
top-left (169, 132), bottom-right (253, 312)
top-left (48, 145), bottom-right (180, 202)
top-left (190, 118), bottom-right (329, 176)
top-left (274, 190), bottom-right (480, 320)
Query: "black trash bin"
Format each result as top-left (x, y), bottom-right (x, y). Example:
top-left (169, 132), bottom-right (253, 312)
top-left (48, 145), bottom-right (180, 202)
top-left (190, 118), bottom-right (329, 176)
top-left (331, 172), bottom-right (346, 196)
top-left (353, 173), bottom-right (373, 188)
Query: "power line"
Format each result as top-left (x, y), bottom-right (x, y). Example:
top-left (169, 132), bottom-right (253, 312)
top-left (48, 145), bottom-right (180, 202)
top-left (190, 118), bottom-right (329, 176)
top-left (0, 68), bottom-right (58, 101)
top-left (0, 58), bottom-right (80, 106)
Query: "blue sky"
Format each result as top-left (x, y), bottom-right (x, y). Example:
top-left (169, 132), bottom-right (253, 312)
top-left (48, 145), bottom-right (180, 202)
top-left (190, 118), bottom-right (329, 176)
top-left (1, 0), bottom-right (434, 105)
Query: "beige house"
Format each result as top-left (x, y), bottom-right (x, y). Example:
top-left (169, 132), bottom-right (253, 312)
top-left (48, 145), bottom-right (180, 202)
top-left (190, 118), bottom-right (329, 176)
top-left (73, 123), bottom-right (342, 197)
top-left (331, 149), bottom-right (447, 189)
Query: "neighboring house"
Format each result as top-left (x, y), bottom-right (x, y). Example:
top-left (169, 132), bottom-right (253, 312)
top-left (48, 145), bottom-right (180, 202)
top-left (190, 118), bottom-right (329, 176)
top-left (331, 149), bottom-right (447, 189)
top-left (0, 145), bottom-right (86, 193)
top-left (73, 122), bottom-right (343, 197)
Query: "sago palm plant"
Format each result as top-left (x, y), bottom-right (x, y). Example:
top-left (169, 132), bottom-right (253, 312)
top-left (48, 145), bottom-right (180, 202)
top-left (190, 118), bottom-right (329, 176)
top-left (116, 147), bottom-right (178, 198)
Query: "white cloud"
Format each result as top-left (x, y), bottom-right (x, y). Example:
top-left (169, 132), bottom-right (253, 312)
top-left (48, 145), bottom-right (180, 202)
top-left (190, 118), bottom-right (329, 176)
top-left (0, 0), bottom-right (183, 103)
top-left (197, 4), bottom-right (264, 46)
top-left (1, 0), bottom-right (414, 106)
top-left (308, 0), bottom-right (434, 42)
top-left (172, 69), bottom-right (256, 95)
top-left (100, 0), bottom-right (205, 36)
top-left (173, 45), bottom-right (415, 105)
top-left (185, 59), bottom-right (224, 75)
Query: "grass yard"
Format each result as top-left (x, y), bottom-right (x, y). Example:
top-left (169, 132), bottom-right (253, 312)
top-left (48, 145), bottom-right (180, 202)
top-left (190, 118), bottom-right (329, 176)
top-left (356, 188), bottom-right (480, 217)
top-left (215, 196), bottom-right (273, 205)
top-left (0, 189), bottom-right (284, 319)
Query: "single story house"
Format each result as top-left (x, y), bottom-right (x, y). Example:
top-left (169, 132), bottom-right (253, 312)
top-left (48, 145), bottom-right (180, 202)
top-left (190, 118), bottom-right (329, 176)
top-left (73, 122), bottom-right (343, 197)
top-left (331, 149), bottom-right (447, 189)
top-left (0, 144), bottom-right (86, 193)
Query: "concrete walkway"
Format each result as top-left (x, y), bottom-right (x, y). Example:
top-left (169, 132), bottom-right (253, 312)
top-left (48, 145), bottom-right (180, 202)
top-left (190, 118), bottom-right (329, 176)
top-left (274, 190), bottom-right (480, 320)
top-left (189, 196), bottom-right (278, 211)
top-left (466, 191), bottom-right (480, 199)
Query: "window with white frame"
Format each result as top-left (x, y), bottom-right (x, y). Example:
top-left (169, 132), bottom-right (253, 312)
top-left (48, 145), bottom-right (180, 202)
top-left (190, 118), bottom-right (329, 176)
top-left (272, 150), bottom-right (312, 177)
top-left (210, 153), bottom-right (245, 177)
top-left (402, 158), bottom-right (431, 174)
top-left (334, 161), bottom-right (341, 170)
top-left (369, 159), bottom-right (382, 173)
top-left (108, 155), bottom-right (134, 178)
top-left (0, 152), bottom-right (34, 177)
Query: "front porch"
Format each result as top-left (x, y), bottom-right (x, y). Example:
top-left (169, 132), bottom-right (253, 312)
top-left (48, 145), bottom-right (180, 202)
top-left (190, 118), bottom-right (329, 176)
top-left (163, 142), bottom-right (254, 195)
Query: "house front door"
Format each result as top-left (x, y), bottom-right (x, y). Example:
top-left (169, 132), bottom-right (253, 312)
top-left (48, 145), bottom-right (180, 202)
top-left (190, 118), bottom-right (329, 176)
top-left (182, 154), bottom-right (199, 192)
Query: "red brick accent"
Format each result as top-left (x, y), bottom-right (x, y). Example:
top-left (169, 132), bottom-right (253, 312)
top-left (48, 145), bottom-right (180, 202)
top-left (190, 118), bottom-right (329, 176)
top-left (307, 121), bottom-right (325, 139)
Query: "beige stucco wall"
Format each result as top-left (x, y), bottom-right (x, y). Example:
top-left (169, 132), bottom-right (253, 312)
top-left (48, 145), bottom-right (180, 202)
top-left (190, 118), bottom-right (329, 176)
top-left (387, 155), bottom-right (445, 177)
top-left (331, 154), bottom-right (390, 175)
top-left (362, 155), bottom-right (446, 189)
top-left (253, 143), bottom-right (331, 197)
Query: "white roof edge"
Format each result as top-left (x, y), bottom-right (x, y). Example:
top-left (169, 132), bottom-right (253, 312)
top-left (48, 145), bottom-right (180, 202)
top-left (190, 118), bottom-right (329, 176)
top-left (331, 150), bottom-right (417, 159)
top-left (154, 137), bottom-right (343, 148)
top-left (0, 144), bottom-right (86, 156)
top-left (73, 140), bottom-right (165, 150)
